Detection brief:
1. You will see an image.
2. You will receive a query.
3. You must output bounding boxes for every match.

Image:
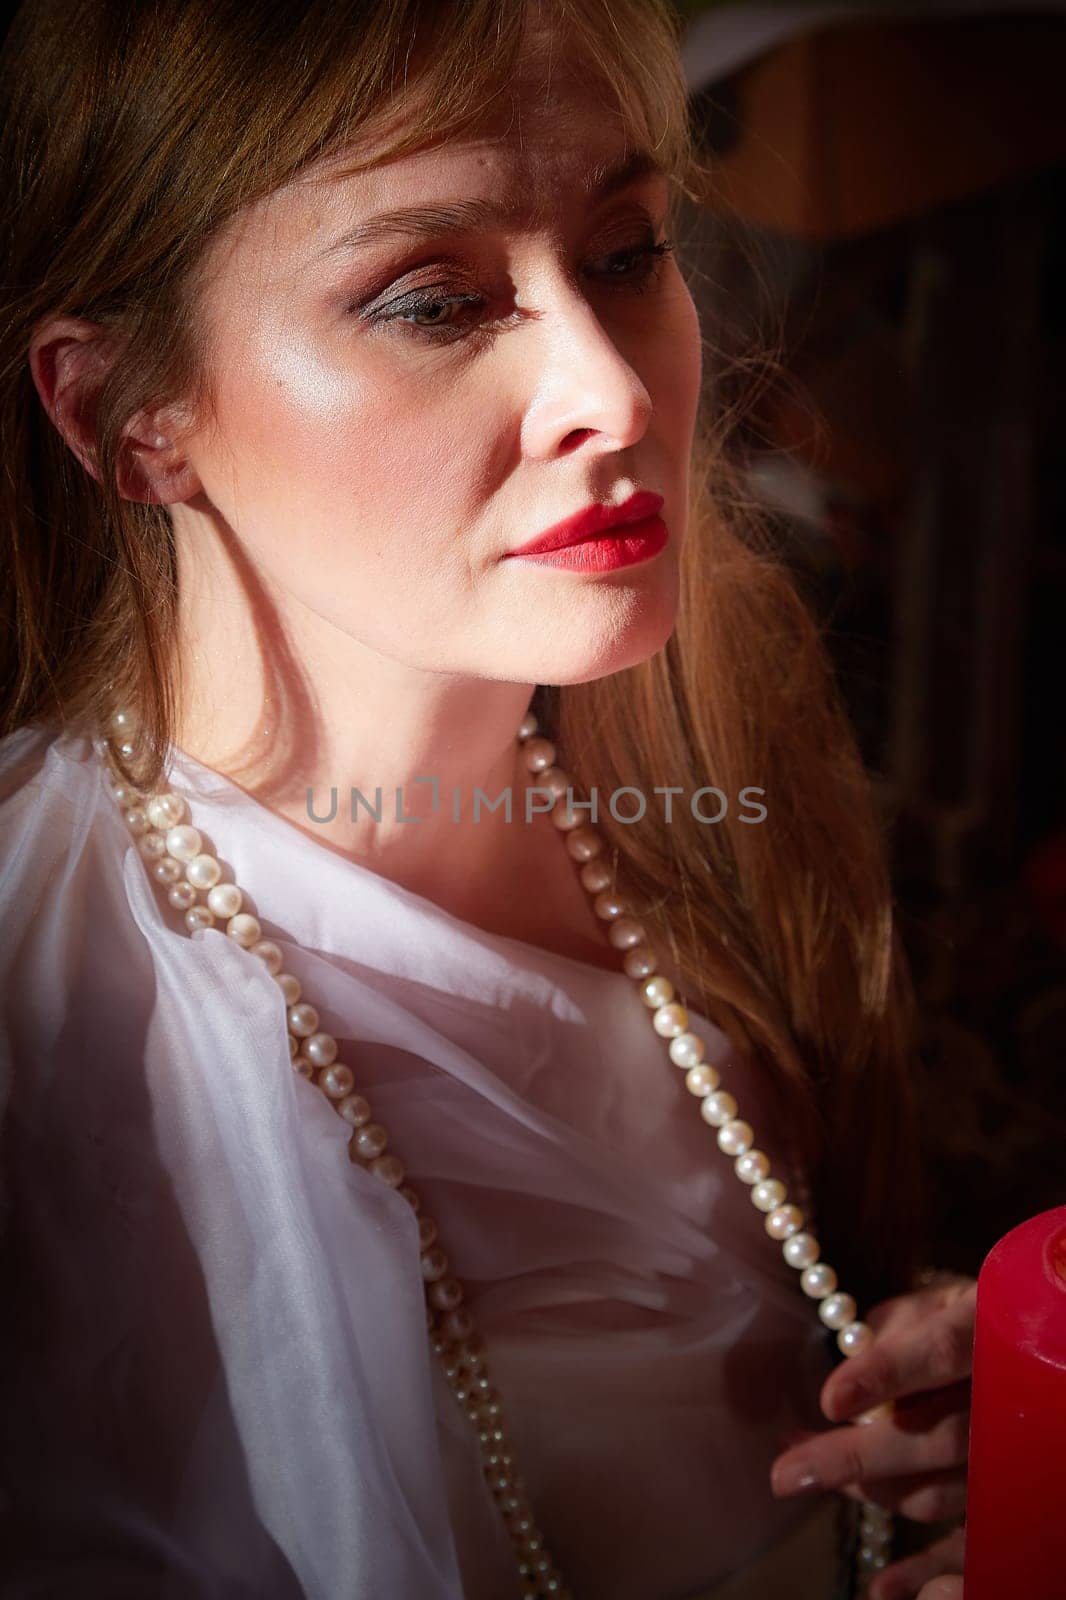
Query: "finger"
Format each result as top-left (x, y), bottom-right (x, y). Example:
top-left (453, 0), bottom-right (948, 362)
top-left (822, 1285), bottom-right (977, 1421)
top-left (835, 1465), bottom-right (967, 1523)
top-left (770, 1399), bottom-right (969, 1496)
top-left (865, 1525), bottom-right (966, 1600)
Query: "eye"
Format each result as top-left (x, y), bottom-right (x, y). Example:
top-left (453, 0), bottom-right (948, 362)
top-left (596, 236), bottom-right (677, 295)
top-left (358, 235), bottom-right (677, 343)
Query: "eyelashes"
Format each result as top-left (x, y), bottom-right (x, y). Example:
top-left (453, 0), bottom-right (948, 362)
top-left (357, 236), bottom-right (677, 343)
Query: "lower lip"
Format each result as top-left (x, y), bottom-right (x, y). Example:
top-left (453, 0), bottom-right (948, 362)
top-left (508, 515), bottom-right (669, 572)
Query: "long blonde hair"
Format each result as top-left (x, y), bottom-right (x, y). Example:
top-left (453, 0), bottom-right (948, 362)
top-left (0, 0), bottom-right (927, 1309)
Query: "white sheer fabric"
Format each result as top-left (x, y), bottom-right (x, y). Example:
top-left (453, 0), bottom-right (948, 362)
top-left (0, 723), bottom-right (847, 1599)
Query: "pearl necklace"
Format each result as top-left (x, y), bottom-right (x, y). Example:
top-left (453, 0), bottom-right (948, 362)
top-left (99, 707), bottom-right (896, 1599)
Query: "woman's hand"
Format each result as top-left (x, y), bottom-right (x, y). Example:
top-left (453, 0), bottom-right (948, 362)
top-left (769, 1273), bottom-right (976, 1600)
top-left (884, 1527), bottom-right (966, 1599)
top-left (916, 1573), bottom-right (963, 1599)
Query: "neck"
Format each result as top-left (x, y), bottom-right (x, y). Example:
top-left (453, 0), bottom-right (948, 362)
top-left (167, 503), bottom-right (591, 947)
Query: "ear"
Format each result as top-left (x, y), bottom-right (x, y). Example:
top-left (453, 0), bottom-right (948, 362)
top-left (27, 315), bottom-right (202, 505)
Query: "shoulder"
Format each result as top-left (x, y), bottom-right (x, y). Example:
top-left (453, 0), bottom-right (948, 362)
top-left (0, 719), bottom-right (125, 913)
top-left (0, 721), bottom-right (157, 1056)
top-left (0, 716), bottom-right (108, 832)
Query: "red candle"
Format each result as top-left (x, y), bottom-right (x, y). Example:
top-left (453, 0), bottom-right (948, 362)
top-left (963, 1204), bottom-right (1066, 1597)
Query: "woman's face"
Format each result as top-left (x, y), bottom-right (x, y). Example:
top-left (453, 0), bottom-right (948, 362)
top-left (175, 65), bottom-right (703, 689)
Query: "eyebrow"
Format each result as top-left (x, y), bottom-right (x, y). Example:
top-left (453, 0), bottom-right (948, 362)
top-left (321, 148), bottom-right (667, 258)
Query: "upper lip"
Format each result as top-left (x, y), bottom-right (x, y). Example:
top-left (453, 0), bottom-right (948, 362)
top-left (507, 489), bottom-right (665, 556)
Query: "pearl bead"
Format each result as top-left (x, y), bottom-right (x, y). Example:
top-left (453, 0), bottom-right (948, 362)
top-left (522, 736), bottom-right (556, 773)
top-left (751, 1178), bottom-right (786, 1212)
top-left (418, 1216), bottom-right (438, 1249)
top-left (153, 857), bottom-right (183, 884)
top-left (459, 1333), bottom-right (486, 1368)
top-left (537, 766), bottom-right (570, 800)
top-left (579, 860), bottom-right (612, 894)
top-left (734, 1149), bottom-right (770, 1184)
top-left (110, 780), bottom-right (138, 806)
top-left (338, 1093), bottom-right (371, 1127)
top-left (837, 1321), bottom-right (875, 1357)
top-left (783, 1232), bottom-right (820, 1268)
top-left (565, 826), bottom-right (602, 861)
top-left (652, 1002), bottom-right (688, 1038)
top-left (476, 1394), bottom-right (503, 1425)
top-left (354, 1122), bottom-right (388, 1160)
top-left (305, 1032), bottom-right (338, 1067)
top-left (699, 1090), bottom-right (738, 1127)
top-left (717, 1119), bottom-right (754, 1156)
top-left (276, 972), bottom-right (301, 1005)
top-left (251, 939), bottom-right (283, 974)
top-left (167, 881), bottom-right (197, 911)
top-left (165, 824), bottom-right (202, 861)
top-left (819, 1292), bottom-right (858, 1330)
top-left (185, 905), bottom-right (215, 932)
top-left (227, 912), bottom-right (261, 948)
top-left (146, 792), bottom-right (185, 829)
top-left (593, 891), bottom-right (626, 921)
top-left (138, 832), bottom-right (167, 859)
top-left (124, 806), bottom-right (150, 835)
top-left (207, 882), bottom-right (242, 918)
top-left (668, 1031), bottom-right (705, 1067)
top-left (421, 1247), bottom-right (448, 1281)
top-left (684, 1063), bottom-right (720, 1097)
top-left (622, 945), bottom-right (656, 980)
top-left (292, 1057), bottom-right (313, 1079)
top-left (765, 1204), bottom-right (804, 1240)
top-left (185, 853), bottom-right (221, 890)
top-left (517, 713), bottom-right (538, 740)
top-left (369, 1153), bottom-right (405, 1188)
top-left (607, 917), bottom-right (644, 950)
top-left (288, 1034), bottom-right (298, 1058)
top-left (800, 1263), bottom-right (838, 1299)
top-left (287, 1002), bottom-right (319, 1037)
top-left (429, 1276), bottom-right (464, 1311)
top-left (640, 975), bottom-right (674, 1008)
top-left (550, 798), bottom-right (584, 831)
top-left (116, 740), bottom-right (136, 761)
top-left (110, 708), bottom-right (138, 737)
top-left (319, 1063), bottom-right (354, 1099)
top-left (442, 1308), bottom-right (473, 1341)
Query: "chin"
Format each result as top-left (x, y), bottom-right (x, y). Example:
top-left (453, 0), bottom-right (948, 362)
top-left (526, 576), bottom-right (680, 687)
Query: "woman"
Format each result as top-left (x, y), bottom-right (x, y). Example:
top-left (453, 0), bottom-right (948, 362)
top-left (0, 0), bottom-right (973, 1595)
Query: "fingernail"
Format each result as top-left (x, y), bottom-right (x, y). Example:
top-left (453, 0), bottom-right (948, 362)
top-left (856, 1402), bottom-right (895, 1426)
top-left (772, 1460), bottom-right (821, 1496)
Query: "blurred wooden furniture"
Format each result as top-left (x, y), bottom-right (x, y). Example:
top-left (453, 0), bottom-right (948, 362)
top-left (698, 15), bottom-right (1066, 238)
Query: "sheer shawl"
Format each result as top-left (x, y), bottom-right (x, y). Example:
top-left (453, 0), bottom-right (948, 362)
top-left (0, 724), bottom-right (844, 1599)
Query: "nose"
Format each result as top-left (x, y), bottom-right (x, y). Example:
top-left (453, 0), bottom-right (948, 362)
top-left (518, 280), bottom-right (655, 461)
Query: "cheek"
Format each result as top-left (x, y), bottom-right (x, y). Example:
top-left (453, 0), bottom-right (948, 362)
top-left (650, 285), bottom-right (703, 433)
top-left (195, 327), bottom-right (489, 583)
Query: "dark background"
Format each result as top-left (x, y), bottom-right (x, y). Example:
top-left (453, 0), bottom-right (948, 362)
top-left (674, 2), bottom-right (1066, 1278)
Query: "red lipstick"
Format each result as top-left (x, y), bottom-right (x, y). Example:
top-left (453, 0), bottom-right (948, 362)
top-left (505, 490), bottom-right (668, 572)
